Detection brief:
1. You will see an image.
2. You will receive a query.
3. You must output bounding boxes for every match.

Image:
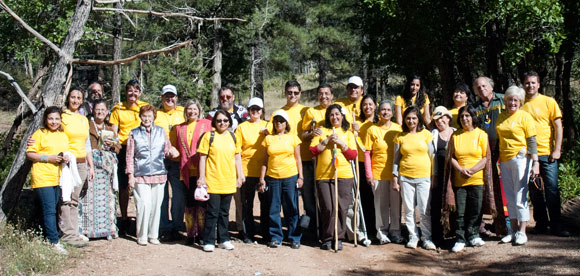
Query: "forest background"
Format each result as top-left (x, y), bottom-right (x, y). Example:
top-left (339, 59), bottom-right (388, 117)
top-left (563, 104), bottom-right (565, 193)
top-left (0, 0), bottom-right (579, 218)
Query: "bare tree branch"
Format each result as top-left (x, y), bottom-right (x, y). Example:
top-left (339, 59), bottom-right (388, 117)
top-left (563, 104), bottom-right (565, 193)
top-left (0, 0), bottom-right (72, 62)
top-left (0, 71), bottom-right (38, 113)
top-left (72, 40), bottom-right (193, 65)
top-left (92, 7), bottom-right (247, 22)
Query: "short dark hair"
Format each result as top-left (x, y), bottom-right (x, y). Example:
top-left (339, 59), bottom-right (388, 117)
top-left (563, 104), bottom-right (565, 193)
top-left (522, 71), bottom-right (540, 83)
top-left (92, 99), bottom-right (108, 109)
top-left (324, 104), bottom-right (350, 131)
top-left (457, 105), bottom-right (481, 130)
top-left (401, 106), bottom-right (425, 132)
top-left (272, 115), bottom-right (291, 134)
top-left (42, 106), bottom-right (63, 130)
top-left (211, 109), bottom-right (233, 129)
top-left (64, 88), bottom-right (85, 109)
top-left (317, 83), bottom-right (332, 91)
top-left (359, 94), bottom-right (377, 123)
top-left (125, 80), bottom-right (141, 92)
top-left (285, 80), bottom-right (301, 92)
top-left (218, 85), bottom-right (234, 96)
top-left (453, 82), bottom-right (474, 106)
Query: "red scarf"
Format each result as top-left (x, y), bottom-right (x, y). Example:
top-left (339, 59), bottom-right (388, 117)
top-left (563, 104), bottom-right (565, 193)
top-left (176, 119), bottom-right (212, 188)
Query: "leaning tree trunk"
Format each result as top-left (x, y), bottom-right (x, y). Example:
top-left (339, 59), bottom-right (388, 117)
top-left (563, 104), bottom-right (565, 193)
top-left (211, 20), bottom-right (222, 108)
top-left (0, 0), bottom-right (93, 221)
top-left (111, 0), bottom-right (122, 104)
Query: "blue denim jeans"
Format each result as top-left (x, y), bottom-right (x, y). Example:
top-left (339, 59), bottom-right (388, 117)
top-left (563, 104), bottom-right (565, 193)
top-left (529, 155), bottom-right (562, 228)
top-left (266, 175), bottom-right (301, 243)
top-left (35, 186), bottom-right (61, 244)
top-left (160, 160), bottom-right (186, 232)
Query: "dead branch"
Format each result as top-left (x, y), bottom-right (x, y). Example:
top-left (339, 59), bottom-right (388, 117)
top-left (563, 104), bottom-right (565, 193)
top-left (0, 0), bottom-right (71, 62)
top-left (0, 71), bottom-right (38, 113)
top-left (71, 40), bottom-right (193, 65)
top-left (92, 7), bottom-right (247, 22)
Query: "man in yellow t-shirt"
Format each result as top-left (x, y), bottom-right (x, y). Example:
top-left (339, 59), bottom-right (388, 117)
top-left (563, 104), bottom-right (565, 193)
top-left (109, 80), bottom-right (149, 234)
top-left (154, 85), bottom-right (187, 240)
top-left (335, 76), bottom-right (364, 122)
top-left (521, 71), bottom-right (568, 237)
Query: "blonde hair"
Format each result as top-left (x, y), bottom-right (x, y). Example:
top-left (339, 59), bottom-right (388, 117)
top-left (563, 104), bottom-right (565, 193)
top-left (183, 100), bottom-right (204, 121)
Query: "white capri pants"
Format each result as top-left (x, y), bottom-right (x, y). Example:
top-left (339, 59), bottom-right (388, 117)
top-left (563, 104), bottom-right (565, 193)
top-left (373, 180), bottom-right (401, 234)
top-left (499, 153), bottom-right (531, 222)
top-left (134, 182), bottom-right (165, 243)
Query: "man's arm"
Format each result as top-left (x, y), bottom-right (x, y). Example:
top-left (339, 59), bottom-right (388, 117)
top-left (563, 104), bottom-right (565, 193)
top-left (550, 118), bottom-right (563, 162)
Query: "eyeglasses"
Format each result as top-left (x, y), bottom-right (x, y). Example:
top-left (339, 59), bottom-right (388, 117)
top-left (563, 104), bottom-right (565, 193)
top-left (220, 95), bottom-right (233, 100)
top-left (286, 91), bottom-right (300, 96)
top-left (216, 119), bottom-right (229, 124)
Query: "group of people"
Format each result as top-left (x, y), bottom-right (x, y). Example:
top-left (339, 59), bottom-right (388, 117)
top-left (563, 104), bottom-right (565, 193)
top-left (27, 71), bottom-right (569, 255)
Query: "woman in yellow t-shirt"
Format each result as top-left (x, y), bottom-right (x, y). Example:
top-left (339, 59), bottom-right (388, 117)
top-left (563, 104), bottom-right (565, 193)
top-left (235, 97), bottom-right (269, 243)
top-left (445, 105), bottom-right (490, 252)
top-left (259, 109), bottom-right (303, 249)
top-left (364, 100), bottom-right (403, 244)
top-left (197, 110), bottom-right (244, 252)
top-left (392, 106), bottom-right (435, 250)
top-left (309, 104), bottom-right (357, 251)
top-left (26, 106), bottom-right (70, 254)
top-left (395, 75), bottom-right (431, 126)
top-left (496, 86), bottom-right (539, 246)
top-left (174, 100), bottom-right (211, 244)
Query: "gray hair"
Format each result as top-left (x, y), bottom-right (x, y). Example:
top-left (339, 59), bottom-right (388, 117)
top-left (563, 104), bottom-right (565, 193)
top-left (504, 85), bottom-right (525, 103)
top-left (378, 99), bottom-right (394, 111)
top-left (183, 99), bottom-right (204, 121)
top-left (472, 76), bottom-right (495, 91)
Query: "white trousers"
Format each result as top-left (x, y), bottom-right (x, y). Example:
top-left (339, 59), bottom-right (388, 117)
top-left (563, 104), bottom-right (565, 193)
top-left (373, 180), bottom-right (401, 235)
top-left (499, 153), bottom-right (531, 222)
top-left (134, 183), bottom-right (165, 242)
top-left (400, 176), bottom-right (432, 240)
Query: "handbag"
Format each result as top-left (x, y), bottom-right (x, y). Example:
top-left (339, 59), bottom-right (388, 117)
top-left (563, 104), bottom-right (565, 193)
top-left (194, 185), bottom-right (210, 201)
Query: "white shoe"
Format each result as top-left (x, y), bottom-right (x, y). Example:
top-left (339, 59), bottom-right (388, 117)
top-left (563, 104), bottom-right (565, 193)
top-left (148, 238), bottom-right (160, 245)
top-left (500, 233), bottom-right (513, 243)
top-left (406, 236), bottom-right (419, 249)
top-left (79, 234), bottom-right (89, 242)
top-left (422, 239), bottom-right (436, 250)
top-left (470, 237), bottom-right (485, 247)
top-left (218, 241), bottom-right (235, 250)
top-left (361, 238), bottom-right (372, 247)
top-left (514, 231), bottom-right (528, 245)
top-left (53, 243), bottom-right (68, 255)
top-left (137, 239), bottom-right (148, 246)
top-left (451, 242), bottom-right (465, 252)
top-left (203, 244), bottom-right (215, 252)
top-left (377, 232), bottom-right (391, 245)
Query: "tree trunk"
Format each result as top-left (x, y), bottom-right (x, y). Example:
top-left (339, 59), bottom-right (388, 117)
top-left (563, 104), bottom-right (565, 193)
top-left (111, 0), bottom-right (122, 104)
top-left (211, 20), bottom-right (222, 108)
top-left (554, 51), bottom-right (563, 103)
top-left (0, 0), bottom-right (92, 221)
top-left (560, 0), bottom-right (579, 150)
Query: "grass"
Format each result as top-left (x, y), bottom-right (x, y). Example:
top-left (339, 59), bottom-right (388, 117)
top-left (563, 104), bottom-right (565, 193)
top-left (0, 221), bottom-right (72, 276)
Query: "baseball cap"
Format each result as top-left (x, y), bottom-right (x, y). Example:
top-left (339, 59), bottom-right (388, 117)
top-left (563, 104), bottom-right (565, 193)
top-left (347, 76), bottom-right (364, 87)
top-left (161, 84), bottom-right (177, 95)
top-left (248, 97), bottom-right (264, 109)
top-left (272, 110), bottom-right (290, 123)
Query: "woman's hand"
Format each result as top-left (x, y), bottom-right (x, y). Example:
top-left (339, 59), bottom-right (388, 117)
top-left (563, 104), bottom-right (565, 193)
top-left (128, 174), bottom-right (135, 189)
top-left (459, 168), bottom-right (472, 179)
top-left (392, 177), bottom-right (400, 192)
top-left (104, 137), bottom-right (115, 147)
top-left (296, 177), bottom-right (304, 189)
top-left (197, 177), bottom-right (206, 188)
top-left (312, 127), bottom-right (323, 136)
top-left (27, 137), bottom-right (36, 147)
top-left (168, 147), bottom-right (180, 159)
top-left (258, 178), bottom-right (267, 193)
top-left (532, 161), bottom-right (540, 177)
top-left (49, 154), bottom-right (62, 164)
top-left (260, 128), bottom-right (269, 136)
top-left (367, 177), bottom-right (375, 189)
top-left (89, 166), bottom-right (95, 182)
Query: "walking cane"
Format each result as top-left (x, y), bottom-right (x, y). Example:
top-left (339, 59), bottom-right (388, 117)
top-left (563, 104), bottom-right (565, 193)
top-left (333, 127), bottom-right (339, 253)
top-left (311, 119), bottom-right (321, 241)
top-left (352, 113), bottom-right (360, 247)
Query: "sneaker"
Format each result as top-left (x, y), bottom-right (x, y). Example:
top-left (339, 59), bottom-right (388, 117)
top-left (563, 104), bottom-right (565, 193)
top-left (360, 238), bottom-right (372, 247)
top-left (268, 241), bottom-right (281, 248)
top-left (451, 242), bottom-right (465, 253)
top-left (470, 237), bottom-right (485, 247)
top-left (390, 232), bottom-right (405, 244)
top-left (53, 243), bottom-right (68, 255)
top-left (321, 241), bottom-right (332, 250)
top-left (406, 236), bottom-right (419, 249)
top-left (203, 244), bottom-right (215, 252)
top-left (148, 238), bottom-right (160, 245)
top-left (514, 231), bottom-right (528, 245)
top-left (422, 239), bottom-right (436, 250)
top-left (290, 242), bottom-right (300, 249)
top-left (377, 232), bottom-right (391, 245)
top-left (62, 238), bottom-right (88, 248)
top-left (137, 239), bottom-right (148, 246)
top-left (500, 233), bottom-right (513, 243)
top-left (79, 234), bottom-right (89, 242)
top-left (218, 241), bottom-right (235, 250)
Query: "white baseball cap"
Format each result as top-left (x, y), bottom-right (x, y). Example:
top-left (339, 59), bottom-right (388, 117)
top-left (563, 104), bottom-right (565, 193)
top-left (272, 109), bottom-right (290, 123)
top-left (247, 97), bottom-right (264, 109)
top-left (347, 76), bottom-right (364, 87)
top-left (161, 84), bottom-right (177, 95)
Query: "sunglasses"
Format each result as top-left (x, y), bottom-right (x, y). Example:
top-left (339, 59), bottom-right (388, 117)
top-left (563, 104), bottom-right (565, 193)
top-left (216, 119), bottom-right (229, 124)
top-left (220, 95), bottom-right (233, 100)
top-left (249, 107), bottom-right (262, 112)
top-left (286, 91), bottom-right (300, 96)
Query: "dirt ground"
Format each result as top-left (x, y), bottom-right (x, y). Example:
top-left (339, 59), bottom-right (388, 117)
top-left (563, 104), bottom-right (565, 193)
top-left (53, 194), bottom-right (580, 276)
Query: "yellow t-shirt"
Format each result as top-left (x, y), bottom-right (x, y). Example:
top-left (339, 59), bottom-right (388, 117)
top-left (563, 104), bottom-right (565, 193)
top-left (452, 128), bottom-right (488, 187)
top-left (302, 105), bottom-right (327, 131)
top-left (155, 106), bottom-right (185, 137)
top-left (356, 120), bottom-right (373, 162)
top-left (263, 133), bottom-right (301, 179)
top-left (311, 128), bottom-right (356, 180)
top-left (109, 100), bottom-right (149, 145)
top-left (450, 107), bottom-right (461, 129)
top-left (394, 94), bottom-right (431, 113)
top-left (270, 104), bottom-right (310, 160)
top-left (197, 131), bottom-right (241, 194)
top-left (235, 120), bottom-right (268, 178)
top-left (521, 94), bottom-right (562, 156)
top-left (496, 110), bottom-right (537, 162)
top-left (27, 129), bottom-right (69, 188)
top-left (61, 110), bottom-right (89, 158)
top-left (335, 97), bottom-right (362, 122)
top-left (365, 123), bottom-right (402, 180)
top-left (394, 129), bottom-right (433, 178)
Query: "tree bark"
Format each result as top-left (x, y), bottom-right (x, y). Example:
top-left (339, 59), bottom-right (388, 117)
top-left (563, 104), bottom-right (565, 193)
top-left (0, 0), bottom-right (92, 221)
top-left (211, 20), bottom-right (222, 108)
top-left (111, 0), bottom-right (122, 104)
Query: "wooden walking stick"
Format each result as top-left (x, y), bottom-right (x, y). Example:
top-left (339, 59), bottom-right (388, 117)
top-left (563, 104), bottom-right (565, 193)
top-left (333, 127), bottom-right (339, 253)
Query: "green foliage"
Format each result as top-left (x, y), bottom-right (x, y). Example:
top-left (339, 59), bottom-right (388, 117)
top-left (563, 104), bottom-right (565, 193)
top-left (0, 222), bottom-right (68, 276)
top-left (0, 132), bottom-right (22, 187)
top-left (559, 160), bottom-right (580, 203)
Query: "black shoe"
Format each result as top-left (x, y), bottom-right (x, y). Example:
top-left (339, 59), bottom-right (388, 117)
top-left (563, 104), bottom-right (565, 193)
top-left (552, 227), bottom-right (570, 237)
top-left (532, 224), bottom-right (549, 235)
top-left (243, 238), bottom-right (253, 244)
top-left (185, 237), bottom-right (195, 246)
top-left (268, 241), bottom-right (281, 248)
top-left (291, 242), bottom-right (300, 249)
top-left (321, 241), bottom-right (332, 250)
top-left (117, 219), bottom-right (129, 236)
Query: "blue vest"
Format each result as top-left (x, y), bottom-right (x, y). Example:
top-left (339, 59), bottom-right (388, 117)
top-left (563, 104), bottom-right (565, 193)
top-left (131, 125), bottom-right (167, 177)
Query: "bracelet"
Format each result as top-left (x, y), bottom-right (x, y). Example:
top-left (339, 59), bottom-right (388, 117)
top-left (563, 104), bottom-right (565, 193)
top-left (40, 155), bottom-right (48, 162)
top-left (298, 177), bottom-right (304, 180)
top-left (532, 160), bottom-right (539, 163)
